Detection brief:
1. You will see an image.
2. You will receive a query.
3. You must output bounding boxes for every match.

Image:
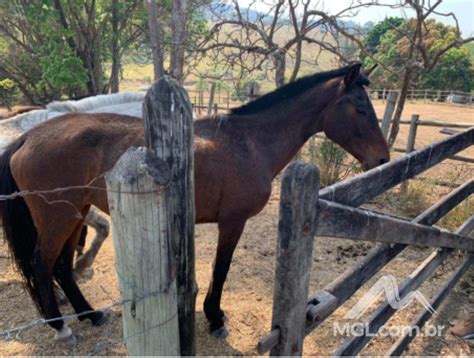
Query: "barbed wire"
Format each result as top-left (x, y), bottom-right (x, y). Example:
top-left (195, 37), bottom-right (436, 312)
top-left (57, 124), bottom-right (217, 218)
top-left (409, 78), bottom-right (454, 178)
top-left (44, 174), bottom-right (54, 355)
top-left (0, 283), bottom-right (172, 342)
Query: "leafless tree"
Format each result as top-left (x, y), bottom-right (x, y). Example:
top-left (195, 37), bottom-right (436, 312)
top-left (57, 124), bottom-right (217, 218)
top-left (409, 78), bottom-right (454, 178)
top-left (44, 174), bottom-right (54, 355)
top-left (197, 0), bottom-right (373, 88)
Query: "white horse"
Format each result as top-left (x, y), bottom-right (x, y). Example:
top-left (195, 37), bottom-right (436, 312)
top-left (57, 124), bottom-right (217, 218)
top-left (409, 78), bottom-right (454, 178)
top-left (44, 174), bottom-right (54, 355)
top-left (0, 92), bottom-right (147, 276)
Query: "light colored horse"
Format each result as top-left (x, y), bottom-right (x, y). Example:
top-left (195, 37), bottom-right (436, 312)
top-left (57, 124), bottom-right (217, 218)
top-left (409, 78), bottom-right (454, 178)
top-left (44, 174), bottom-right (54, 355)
top-left (0, 92), bottom-right (146, 275)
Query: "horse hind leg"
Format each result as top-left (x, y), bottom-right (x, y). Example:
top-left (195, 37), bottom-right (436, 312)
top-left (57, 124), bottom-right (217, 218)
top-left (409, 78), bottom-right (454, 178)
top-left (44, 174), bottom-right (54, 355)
top-left (31, 232), bottom-right (77, 345)
top-left (54, 221), bottom-right (106, 327)
top-left (204, 217), bottom-right (247, 338)
top-left (74, 208), bottom-right (109, 278)
top-left (76, 226), bottom-right (87, 257)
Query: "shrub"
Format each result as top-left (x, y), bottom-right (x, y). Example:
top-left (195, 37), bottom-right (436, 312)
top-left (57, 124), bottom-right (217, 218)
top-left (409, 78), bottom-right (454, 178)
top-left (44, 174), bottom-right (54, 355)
top-left (0, 78), bottom-right (19, 110)
top-left (309, 137), bottom-right (349, 186)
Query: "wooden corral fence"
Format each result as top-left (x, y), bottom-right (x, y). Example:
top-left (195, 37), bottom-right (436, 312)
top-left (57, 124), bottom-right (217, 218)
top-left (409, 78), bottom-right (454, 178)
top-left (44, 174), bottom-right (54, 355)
top-left (258, 128), bottom-right (474, 356)
top-left (369, 88), bottom-right (473, 104)
top-left (105, 77), bottom-right (195, 355)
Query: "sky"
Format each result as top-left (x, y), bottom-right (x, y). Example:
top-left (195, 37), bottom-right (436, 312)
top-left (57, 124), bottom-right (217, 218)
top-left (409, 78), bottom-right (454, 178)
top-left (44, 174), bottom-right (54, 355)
top-left (234, 0), bottom-right (473, 37)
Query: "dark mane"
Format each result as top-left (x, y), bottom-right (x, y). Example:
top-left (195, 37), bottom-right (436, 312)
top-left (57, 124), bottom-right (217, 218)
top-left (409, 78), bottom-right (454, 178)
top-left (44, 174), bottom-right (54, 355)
top-left (231, 65), bottom-right (369, 116)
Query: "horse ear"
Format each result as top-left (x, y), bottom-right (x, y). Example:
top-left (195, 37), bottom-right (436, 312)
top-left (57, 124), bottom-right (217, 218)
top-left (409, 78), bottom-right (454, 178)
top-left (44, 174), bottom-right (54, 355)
top-left (344, 63), bottom-right (362, 88)
top-left (365, 64), bottom-right (378, 77)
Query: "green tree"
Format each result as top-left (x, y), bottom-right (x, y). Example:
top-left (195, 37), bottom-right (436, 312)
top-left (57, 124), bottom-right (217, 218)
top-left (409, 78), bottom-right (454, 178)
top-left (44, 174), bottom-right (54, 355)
top-left (422, 47), bottom-right (473, 91)
top-left (0, 0), bottom-right (144, 103)
top-left (362, 17), bottom-right (403, 55)
top-left (365, 19), bottom-right (473, 91)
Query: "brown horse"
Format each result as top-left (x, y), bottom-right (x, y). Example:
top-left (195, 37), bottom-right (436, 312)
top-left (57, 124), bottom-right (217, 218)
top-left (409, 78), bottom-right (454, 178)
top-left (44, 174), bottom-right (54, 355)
top-left (0, 64), bottom-right (389, 343)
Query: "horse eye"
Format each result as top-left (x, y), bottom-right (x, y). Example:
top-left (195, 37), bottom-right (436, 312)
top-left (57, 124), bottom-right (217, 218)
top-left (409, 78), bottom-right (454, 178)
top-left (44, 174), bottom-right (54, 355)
top-left (356, 108), bottom-right (367, 115)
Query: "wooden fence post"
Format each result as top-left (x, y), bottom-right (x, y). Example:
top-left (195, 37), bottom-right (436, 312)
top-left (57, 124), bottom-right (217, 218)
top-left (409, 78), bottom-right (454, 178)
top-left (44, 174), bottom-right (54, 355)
top-left (106, 147), bottom-right (179, 355)
top-left (143, 77), bottom-right (196, 355)
top-left (401, 114), bottom-right (419, 192)
top-left (270, 162), bottom-right (320, 356)
top-left (381, 91), bottom-right (398, 139)
top-left (406, 114), bottom-right (419, 154)
top-left (207, 81), bottom-right (216, 116)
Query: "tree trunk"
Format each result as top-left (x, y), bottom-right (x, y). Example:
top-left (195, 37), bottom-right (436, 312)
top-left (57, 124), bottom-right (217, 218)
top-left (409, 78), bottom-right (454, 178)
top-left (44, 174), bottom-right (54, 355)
top-left (289, 40), bottom-right (302, 83)
top-left (170, 0), bottom-right (187, 84)
top-left (109, 0), bottom-right (120, 93)
top-left (273, 49), bottom-right (286, 88)
top-left (388, 66), bottom-right (412, 146)
top-left (146, 0), bottom-right (165, 80)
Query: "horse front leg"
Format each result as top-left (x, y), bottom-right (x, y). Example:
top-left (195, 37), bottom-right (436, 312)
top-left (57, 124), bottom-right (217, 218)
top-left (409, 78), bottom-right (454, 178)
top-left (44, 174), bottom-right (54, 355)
top-left (74, 208), bottom-right (109, 278)
top-left (204, 217), bottom-right (247, 338)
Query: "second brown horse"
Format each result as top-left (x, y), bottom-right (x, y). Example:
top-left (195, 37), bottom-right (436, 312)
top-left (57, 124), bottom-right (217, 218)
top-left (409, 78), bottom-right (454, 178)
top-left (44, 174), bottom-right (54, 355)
top-left (0, 64), bottom-right (389, 342)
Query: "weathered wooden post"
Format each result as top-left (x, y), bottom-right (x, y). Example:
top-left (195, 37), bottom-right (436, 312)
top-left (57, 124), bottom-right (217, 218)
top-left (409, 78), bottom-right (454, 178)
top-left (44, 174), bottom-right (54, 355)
top-left (382, 88), bottom-right (386, 101)
top-left (143, 77), bottom-right (196, 355)
top-left (106, 147), bottom-right (179, 355)
top-left (270, 162), bottom-right (320, 356)
top-left (406, 114), bottom-right (419, 154)
top-left (207, 81), bottom-right (216, 116)
top-left (381, 90), bottom-right (398, 139)
top-left (401, 114), bottom-right (419, 192)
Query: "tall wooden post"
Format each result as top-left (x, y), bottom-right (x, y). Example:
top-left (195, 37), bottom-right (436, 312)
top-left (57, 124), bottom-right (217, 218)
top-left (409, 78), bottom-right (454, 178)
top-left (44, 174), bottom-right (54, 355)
top-left (270, 162), bottom-right (320, 356)
top-left (401, 114), bottom-right (419, 192)
top-left (381, 91), bottom-right (398, 139)
top-left (143, 77), bottom-right (196, 355)
top-left (207, 81), bottom-right (216, 116)
top-left (406, 114), bottom-right (419, 154)
top-left (106, 147), bottom-right (179, 355)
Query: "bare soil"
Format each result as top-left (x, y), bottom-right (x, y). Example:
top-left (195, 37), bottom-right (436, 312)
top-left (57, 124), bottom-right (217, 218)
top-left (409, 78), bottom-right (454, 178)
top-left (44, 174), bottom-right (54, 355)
top-left (0, 102), bottom-right (472, 356)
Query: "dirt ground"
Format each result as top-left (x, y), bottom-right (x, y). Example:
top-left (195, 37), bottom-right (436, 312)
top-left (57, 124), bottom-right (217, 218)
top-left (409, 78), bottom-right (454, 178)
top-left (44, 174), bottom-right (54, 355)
top-left (0, 101), bottom-right (472, 356)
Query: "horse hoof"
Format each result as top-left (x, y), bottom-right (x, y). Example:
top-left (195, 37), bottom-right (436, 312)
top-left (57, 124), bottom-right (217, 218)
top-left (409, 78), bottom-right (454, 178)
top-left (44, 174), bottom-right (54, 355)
top-left (91, 311), bottom-right (108, 326)
top-left (211, 325), bottom-right (229, 339)
top-left (55, 326), bottom-right (77, 346)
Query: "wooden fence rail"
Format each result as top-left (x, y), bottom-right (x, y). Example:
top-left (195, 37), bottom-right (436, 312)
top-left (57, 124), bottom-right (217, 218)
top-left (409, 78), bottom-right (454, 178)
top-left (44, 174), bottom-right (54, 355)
top-left (258, 127), bottom-right (473, 355)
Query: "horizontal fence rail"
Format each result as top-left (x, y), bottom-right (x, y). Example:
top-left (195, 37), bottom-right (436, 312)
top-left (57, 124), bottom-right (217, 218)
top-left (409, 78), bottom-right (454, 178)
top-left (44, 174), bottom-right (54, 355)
top-left (316, 199), bottom-right (474, 252)
top-left (319, 128), bottom-right (473, 207)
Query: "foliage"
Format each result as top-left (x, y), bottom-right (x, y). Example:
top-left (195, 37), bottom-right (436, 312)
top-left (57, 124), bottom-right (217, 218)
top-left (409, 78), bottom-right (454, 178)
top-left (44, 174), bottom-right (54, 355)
top-left (421, 47), bottom-right (473, 91)
top-left (362, 17), bottom-right (403, 56)
top-left (309, 137), bottom-right (349, 186)
top-left (0, 78), bottom-right (19, 110)
top-left (0, 0), bottom-right (147, 103)
top-left (363, 18), bottom-right (474, 91)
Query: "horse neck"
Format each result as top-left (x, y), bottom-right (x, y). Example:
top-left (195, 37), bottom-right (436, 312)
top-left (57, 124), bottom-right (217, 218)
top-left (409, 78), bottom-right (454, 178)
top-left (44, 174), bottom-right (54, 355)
top-left (240, 80), bottom-right (340, 178)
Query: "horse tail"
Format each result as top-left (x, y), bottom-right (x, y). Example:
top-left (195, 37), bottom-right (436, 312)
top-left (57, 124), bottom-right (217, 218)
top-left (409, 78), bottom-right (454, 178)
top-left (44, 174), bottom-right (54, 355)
top-left (0, 137), bottom-right (41, 311)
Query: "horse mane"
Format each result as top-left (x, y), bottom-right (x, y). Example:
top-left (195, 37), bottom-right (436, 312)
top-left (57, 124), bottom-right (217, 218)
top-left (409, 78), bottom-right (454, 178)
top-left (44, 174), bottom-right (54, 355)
top-left (47, 92), bottom-right (145, 113)
top-left (231, 65), bottom-right (369, 116)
